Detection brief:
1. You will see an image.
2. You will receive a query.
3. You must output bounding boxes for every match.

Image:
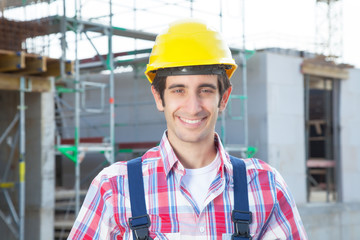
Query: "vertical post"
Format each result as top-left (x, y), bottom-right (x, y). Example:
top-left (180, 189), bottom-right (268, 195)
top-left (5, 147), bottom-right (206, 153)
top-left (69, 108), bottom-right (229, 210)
top-left (304, 74), bottom-right (310, 202)
top-left (332, 79), bottom-right (341, 202)
top-left (74, 0), bottom-right (81, 215)
top-left (108, 0), bottom-right (115, 164)
top-left (19, 77), bottom-right (26, 240)
top-left (132, 0), bottom-right (140, 141)
top-left (219, 0), bottom-right (223, 32)
top-left (241, 0), bottom-right (248, 149)
top-left (60, 0), bottom-right (67, 80)
top-left (324, 79), bottom-right (332, 202)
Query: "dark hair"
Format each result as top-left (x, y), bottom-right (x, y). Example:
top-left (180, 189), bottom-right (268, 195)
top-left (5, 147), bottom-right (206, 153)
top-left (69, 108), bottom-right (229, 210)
top-left (152, 65), bottom-right (231, 107)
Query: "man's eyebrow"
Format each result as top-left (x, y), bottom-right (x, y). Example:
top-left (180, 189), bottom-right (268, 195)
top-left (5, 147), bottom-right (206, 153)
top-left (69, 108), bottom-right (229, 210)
top-left (168, 84), bottom-right (185, 89)
top-left (199, 83), bottom-right (217, 89)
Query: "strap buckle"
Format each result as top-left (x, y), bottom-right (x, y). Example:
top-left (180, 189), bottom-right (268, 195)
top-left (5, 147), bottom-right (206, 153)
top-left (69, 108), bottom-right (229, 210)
top-left (231, 210), bottom-right (252, 239)
top-left (128, 214), bottom-right (153, 240)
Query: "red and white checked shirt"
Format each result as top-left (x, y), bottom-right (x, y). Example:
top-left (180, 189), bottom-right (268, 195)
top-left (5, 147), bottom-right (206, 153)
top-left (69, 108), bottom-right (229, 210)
top-left (68, 132), bottom-right (307, 239)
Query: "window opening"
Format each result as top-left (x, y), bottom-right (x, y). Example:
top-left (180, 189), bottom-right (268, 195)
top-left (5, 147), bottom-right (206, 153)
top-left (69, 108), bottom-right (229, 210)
top-left (305, 75), bottom-right (339, 202)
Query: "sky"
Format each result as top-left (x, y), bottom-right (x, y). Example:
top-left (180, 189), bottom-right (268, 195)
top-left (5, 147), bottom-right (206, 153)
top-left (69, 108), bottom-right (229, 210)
top-left (73, 0), bottom-right (360, 68)
top-left (3, 0), bottom-right (359, 68)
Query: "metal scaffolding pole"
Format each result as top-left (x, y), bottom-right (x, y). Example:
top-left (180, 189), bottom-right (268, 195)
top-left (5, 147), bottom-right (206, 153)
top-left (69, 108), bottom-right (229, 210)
top-left (108, 0), bottom-right (115, 164)
top-left (0, 114), bottom-right (20, 239)
top-left (19, 76), bottom-right (26, 240)
top-left (221, 0), bottom-right (250, 157)
top-left (60, 0), bottom-right (67, 81)
top-left (241, 0), bottom-right (248, 149)
top-left (74, 0), bottom-right (81, 216)
top-left (62, 0), bottom-right (116, 216)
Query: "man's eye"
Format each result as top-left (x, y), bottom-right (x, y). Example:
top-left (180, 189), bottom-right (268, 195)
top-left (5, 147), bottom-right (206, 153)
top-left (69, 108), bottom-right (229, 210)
top-left (173, 89), bottom-right (184, 93)
top-left (201, 89), bottom-right (214, 93)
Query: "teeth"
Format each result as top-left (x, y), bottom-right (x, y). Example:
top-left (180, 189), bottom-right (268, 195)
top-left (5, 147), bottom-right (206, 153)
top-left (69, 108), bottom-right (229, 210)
top-left (181, 118), bottom-right (201, 124)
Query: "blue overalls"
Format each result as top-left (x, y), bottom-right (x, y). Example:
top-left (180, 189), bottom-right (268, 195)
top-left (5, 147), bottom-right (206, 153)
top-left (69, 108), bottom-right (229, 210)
top-left (127, 156), bottom-right (252, 240)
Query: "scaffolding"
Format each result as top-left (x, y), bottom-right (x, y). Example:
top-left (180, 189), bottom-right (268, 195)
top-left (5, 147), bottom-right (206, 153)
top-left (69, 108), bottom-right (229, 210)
top-left (0, 94), bottom-right (23, 240)
top-left (315, 0), bottom-right (343, 61)
top-left (0, 53), bottom-right (71, 240)
top-left (0, 2), bottom-right (70, 240)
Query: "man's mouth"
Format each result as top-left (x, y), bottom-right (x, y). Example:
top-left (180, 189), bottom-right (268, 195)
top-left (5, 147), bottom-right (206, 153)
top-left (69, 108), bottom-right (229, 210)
top-left (179, 117), bottom-right (204, 124)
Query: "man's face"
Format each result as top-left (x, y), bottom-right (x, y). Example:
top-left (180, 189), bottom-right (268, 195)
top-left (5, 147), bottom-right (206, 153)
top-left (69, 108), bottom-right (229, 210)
top-left (152, 74), bottom-right (232, 146)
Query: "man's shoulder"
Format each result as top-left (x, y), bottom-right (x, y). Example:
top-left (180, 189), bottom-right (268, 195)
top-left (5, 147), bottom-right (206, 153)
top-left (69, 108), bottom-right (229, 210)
top-left (242, 158), bottom-right (274, 172)
top-left (96, 160), bottom-right (128, 180)
top-left (240, 158), bottom-right (290, 191)
top-left (233, 158), bottom-right (276, 185)
top-left (97, 147), bottom-right (162, 179)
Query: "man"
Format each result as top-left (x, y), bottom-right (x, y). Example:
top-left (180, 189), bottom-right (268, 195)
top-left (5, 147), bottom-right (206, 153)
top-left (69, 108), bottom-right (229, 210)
top-left (68, 19), bottom-right (307, 239)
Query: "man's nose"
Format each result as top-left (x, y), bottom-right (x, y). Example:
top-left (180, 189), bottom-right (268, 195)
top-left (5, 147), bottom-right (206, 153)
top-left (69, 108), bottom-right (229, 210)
top-left (184, 92), bottom-right (202, 114)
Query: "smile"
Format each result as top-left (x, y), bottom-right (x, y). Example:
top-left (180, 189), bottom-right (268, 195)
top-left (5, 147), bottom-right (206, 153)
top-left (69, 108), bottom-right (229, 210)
top-left (179, 117), bottom-right (204, 124)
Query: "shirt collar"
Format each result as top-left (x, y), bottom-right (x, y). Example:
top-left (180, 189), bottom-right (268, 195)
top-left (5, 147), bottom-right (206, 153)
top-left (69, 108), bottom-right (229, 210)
top-left (158, 131), bottom-right (233, 177)
top-left (159, 131), bottom-right (182, 176)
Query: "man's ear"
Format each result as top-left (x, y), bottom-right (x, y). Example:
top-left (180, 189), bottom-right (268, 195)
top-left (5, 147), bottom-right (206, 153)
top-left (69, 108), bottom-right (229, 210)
top-left (151, 86), bottom-right (164, 112)
top-left (219, 86), bottom-right (232, 112)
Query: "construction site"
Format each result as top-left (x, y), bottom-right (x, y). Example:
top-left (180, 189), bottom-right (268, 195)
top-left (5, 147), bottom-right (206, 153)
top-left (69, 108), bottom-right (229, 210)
top-left (0, 0), bottom-right (359, 239)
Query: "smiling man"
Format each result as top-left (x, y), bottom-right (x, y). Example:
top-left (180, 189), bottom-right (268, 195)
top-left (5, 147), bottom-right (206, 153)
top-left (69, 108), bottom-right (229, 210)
top-left (68, 19), bottom-right (307, 240)
top-left (152, 73), bottom-right (231, 169)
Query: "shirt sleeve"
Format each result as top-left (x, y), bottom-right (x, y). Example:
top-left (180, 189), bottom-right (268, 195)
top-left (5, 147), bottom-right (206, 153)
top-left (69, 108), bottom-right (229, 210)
top-left (260, 169), bottom-right (308, 240)
top-left (67, 173), bottom-right (123, 239)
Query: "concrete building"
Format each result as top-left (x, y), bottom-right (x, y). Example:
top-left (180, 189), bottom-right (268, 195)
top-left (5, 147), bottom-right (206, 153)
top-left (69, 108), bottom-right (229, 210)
top-left (246, 51), bottom-right (360, 239)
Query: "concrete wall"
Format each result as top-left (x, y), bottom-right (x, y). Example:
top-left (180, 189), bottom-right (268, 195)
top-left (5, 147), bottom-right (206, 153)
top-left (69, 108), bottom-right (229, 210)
top-left (247, 52), bottom-right (307, 204)
top-left (247, 53), bottom-right (268, 161)
top-left (299, 67), bottom-right (360, 240)
top-left (340, 68), bottom-right (360, 203)
top-left (299, 203), bottom-right (360, 240)
top-left (25, 92), bottom-right (55, 240)
top-left (247, 52), bottom-right (360, 239)
top-left (61, 70), bottom-right (165, 143)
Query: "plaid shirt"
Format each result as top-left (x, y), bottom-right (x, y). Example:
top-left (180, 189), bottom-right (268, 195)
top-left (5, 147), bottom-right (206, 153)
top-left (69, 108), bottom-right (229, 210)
top-left (68, 132), bottom-right (307, 239)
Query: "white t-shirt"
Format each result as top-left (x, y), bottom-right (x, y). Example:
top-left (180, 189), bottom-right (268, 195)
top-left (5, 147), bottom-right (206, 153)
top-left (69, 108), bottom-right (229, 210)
top-left (181, 152), bottom-right (220, 212)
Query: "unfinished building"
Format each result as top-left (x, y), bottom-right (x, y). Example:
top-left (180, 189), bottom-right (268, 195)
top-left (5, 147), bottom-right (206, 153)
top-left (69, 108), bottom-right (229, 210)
top-left (0, 0), bottom-right (359, 239)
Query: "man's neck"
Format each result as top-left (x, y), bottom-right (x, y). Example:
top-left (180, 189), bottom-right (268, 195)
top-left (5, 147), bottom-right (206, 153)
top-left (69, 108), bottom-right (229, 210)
top-left (168, 134), bottom-right (217, 169)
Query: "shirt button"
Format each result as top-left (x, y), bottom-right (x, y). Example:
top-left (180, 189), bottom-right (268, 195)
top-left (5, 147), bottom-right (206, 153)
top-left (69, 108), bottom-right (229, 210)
top-left (199, 226), bottom-right (205, 233)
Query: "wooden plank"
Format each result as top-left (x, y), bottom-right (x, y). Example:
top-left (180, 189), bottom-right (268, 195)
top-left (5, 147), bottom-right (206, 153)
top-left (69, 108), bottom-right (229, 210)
top-left (0, 50), bottom-right (25, 72)
top-left (22, 54), bottom-right (47, 74)
top-left (302, 62), bottom-right (349, 79)
top-left (307, 159), bottom-right (336, 168)
top-left (6, 53), bottom-right (47, 75)
top-left (36, 59), bottom-right (74, 77)
top-left (0, 74), bottom-right (52, 92)
top-left (0, 49), bottom-right (73, 77)
top-left (61, 137), bottom-right (104, 145)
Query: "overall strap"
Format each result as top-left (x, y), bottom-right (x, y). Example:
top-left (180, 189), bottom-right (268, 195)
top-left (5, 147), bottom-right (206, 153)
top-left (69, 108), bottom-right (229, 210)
top-left (127, 157), bottom-right (153, 240)
top-left (230, 155), bottom-right (252, 240)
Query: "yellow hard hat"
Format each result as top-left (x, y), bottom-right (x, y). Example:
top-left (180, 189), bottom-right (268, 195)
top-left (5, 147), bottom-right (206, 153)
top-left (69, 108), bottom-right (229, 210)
top-left (145, 19), bottom-right (237, 83)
